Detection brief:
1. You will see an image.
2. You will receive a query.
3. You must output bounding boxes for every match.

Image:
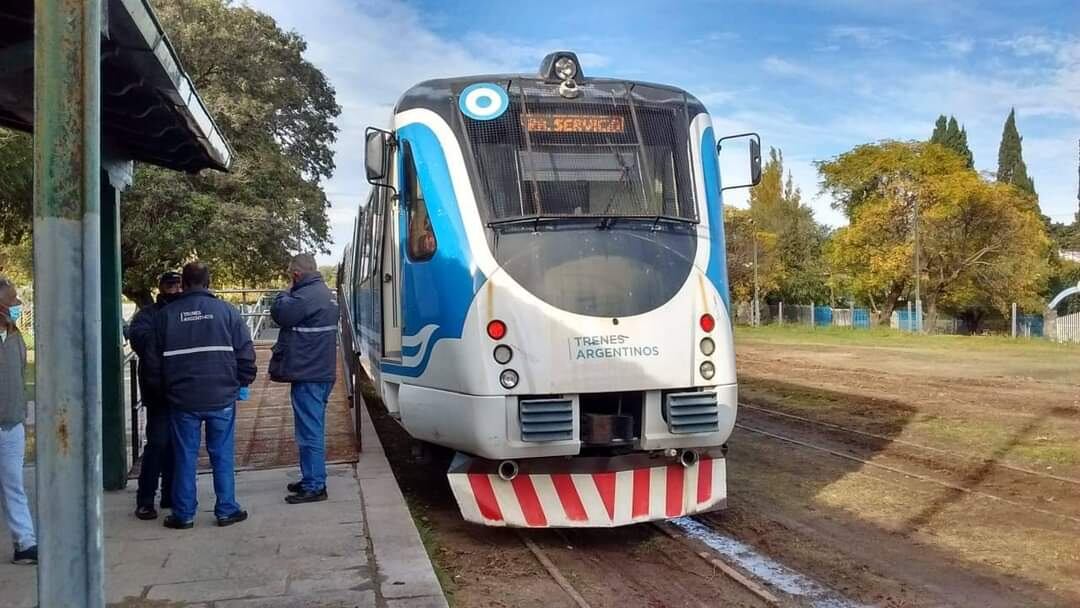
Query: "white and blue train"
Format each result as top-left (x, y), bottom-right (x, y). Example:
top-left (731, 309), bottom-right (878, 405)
top-left (340, 52), bottom-right (760, 528)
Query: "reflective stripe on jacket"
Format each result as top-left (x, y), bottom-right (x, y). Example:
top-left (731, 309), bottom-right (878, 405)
top-left (145, 289), bottom-right (257, 411)
top-left (269, 273), bottom-right (338, 384)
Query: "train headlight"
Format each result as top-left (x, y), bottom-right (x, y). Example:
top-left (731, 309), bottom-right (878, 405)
top-left (499, 369), bottom-right (520, 389)
top-left (554, 56), bottom-right (577, 81)
top-left (699, 361), bottom-right (715, 380)
top-left (699, 337), bottom-right (715, 356)
top-left (493, 344), bottom-right (513, 364)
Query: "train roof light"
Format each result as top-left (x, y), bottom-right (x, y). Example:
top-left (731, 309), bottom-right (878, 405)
top-left (539, 51), bottom-right (585, 81)
top-left (487, 319), bottom-right (507, 340)
top-left (554, 56), bottom-right (577, 81)
top-left (699, 313), bottom-right (715, 333)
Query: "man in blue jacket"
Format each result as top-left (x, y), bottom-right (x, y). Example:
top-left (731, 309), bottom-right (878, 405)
top-left (145, 261), bottom-right (257, 529)
top-left (270, 253), bottom-right (339, 504)
top-left (127, 271), bottom-right (182, 520)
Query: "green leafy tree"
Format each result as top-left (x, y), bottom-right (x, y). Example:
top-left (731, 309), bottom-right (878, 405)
top-left (745, 148), bottom-right (828, 304)
top-left (996, 108), bottom-right (1036, 197)
top-left (819, 141), bottom-right (1050, 330)
top-left (0, 129), bottom-right (32, 246)
top-left (121, 0), bottom-right (341, 304)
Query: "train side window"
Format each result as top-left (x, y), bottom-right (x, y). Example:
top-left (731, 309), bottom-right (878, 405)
top-left (404, 143), bottom-right (436, 261)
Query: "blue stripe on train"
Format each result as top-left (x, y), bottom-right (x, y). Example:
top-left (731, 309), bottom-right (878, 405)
top-left (700, 126), bottom-right (731, 315)
top-left (381, 122), bottom-right (487, 378)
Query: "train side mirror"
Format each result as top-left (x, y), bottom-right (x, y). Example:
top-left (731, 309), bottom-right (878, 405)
top-left (365, 127), bottom-right (394, 186)
top-left (717, 132), bottom-right (762, 191)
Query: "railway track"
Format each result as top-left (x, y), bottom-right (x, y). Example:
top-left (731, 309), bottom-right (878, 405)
top-left (734, 421), bottom-right (1080, 527)
top-left (739, 402), bottom-right (1080, 486)
top-left (516, 515), bottom-right (868, 608)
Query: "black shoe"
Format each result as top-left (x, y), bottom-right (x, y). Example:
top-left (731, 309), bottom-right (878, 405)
top-left (163, 515), bottom-right (194, 530)
top-left (286, 481), bottom-right (303, 494)
top-left (285, 488), bottom-right (328, 504)
top-left (12, 545), bottom-right (37, 565)
top-left (135, 505), bottom-right (158, 520)
top-left (217, 510), bottom-right (248, 527)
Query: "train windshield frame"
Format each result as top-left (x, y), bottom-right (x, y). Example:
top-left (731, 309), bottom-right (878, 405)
top-left (458, 79), bottom-right (699, 225)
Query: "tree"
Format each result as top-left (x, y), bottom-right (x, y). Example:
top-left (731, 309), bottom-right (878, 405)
top-left (929, 114), bottom-right (973, 168)
top-left (0, 129), bottom-right (33, 246)
top-left (745, 148), bottom-right (828, 304)
top-left (996, 108), bottom-right (1036, 197)
top-left (120, 0), bottom-right (341, 304)
top-left (723, 206), bottom-right (777, 307)
top-left (818, 141), bottom-right (1050, 330)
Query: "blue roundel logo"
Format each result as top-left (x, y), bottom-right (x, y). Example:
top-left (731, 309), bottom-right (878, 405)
top-left (459, 83), bottom-right (509, 121)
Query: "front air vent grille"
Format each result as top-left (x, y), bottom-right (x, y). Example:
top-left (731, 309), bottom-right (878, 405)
top-left (664, 391), bottom-right (720, 434)
top-left (519, 398), bottom-right (574, 442)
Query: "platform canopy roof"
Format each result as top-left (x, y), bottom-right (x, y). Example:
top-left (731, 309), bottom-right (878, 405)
top-left (0, 0), bottom-right (232, 173)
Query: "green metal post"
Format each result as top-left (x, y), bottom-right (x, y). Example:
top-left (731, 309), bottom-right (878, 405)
top-left (101, 170), bottom-right (126, 490)
top-left (33, 0), bottom-right (106, 605)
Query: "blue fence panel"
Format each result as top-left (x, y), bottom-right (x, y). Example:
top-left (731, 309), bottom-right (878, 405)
top-left (895, 309), bottom-right (918, 332)
top-left (853, 308), bottom-right (871, 328)
top-left (814, 306), bottom-right (833, 327)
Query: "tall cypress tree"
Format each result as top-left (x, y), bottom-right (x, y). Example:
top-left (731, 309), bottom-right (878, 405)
top-left (996, 108), bottom-right (1036, 197)
top-left (929, 114), bottom-right (974, 168)
top-left (930, 115), bottom-right (948, 144)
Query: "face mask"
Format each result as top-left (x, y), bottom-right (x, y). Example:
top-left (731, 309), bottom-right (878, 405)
top-left (7, 305), bottom-right (21, 323)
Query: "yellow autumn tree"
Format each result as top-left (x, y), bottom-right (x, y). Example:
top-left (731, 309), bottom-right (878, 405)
top-left (818, 141), bottom-right (1049, 330)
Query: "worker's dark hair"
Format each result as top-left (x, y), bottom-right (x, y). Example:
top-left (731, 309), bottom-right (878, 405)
top-left (181, 261), bottom-right (211, 289)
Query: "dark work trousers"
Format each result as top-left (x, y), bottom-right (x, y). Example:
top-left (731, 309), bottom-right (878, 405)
top-left (136, 408), bottom-right (174, 509)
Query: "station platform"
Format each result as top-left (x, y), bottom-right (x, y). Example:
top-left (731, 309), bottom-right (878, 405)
top-left (0, 349), bottom-right (447, 608)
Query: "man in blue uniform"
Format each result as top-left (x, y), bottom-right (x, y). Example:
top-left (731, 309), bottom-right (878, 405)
top-left (127, 271), bottom-right (182, 520)
top-left (146, 261), bottom-right (257, 529)
top-left (270, 253), bottom-right (339, 504)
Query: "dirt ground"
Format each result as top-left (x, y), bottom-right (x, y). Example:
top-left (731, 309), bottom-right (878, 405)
top-left (362, 326), bottom-right (1080, 608)
top-left (727, 327), bottom-right (1080, 607)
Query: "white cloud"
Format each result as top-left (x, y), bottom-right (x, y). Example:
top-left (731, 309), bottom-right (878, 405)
top-left (997, 33), bottom-right (1059, 57)
top-left (943, 37), bottom-right (975, 56)
top-left (828, 25), bottom-right (905, 49)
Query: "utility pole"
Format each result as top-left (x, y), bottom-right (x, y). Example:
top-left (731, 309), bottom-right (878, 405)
top-left (913, 194), bottom-right (922, 333)
top-left (752, 226), bottom-right (759, 327)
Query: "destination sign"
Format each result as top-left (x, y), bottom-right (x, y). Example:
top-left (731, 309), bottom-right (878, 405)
top-left (522, 114), bottom-right (626, 133)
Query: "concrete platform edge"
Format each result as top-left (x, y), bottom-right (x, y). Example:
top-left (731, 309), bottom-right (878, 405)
top-left (357, 394), bottom-right (449, 607)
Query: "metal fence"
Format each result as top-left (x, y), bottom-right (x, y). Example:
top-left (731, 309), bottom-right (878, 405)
top-left (737, 299), bottom-right (1080, 343)
top-left (737, 302), bottom-right (872, 329)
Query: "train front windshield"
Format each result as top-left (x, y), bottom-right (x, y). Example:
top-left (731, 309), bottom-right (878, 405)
top-left (462, 81), bottom-right (699, 223)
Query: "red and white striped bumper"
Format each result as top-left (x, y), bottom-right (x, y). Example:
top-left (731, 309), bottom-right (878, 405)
top-left (447, 453), bottom-right (727, 528)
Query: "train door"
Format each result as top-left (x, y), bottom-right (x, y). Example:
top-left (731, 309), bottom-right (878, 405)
top-left (381, 163), bottom-right (403, 359)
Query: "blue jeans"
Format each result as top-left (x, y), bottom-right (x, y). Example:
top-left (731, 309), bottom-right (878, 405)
top-left (291, 382), bottom-right (333, 492)
top-left (0, 423), bottom-right (35, 551)
top-left (137, 410), bottom-right (174, 509)
top-left (170, 406), bottom-right (242, 522)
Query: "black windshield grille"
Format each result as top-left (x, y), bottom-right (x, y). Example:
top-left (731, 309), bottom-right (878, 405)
top-left (461, 81), bottom-right (697, 222)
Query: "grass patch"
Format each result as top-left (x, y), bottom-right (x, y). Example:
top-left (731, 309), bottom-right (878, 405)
top-left (736, 324), bottom-right (1080, 355)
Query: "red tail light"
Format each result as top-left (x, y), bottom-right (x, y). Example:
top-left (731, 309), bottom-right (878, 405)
top-left (487, 320), bottom-right (507, 340)
top-left (699, 313), bottom-right (715, 333)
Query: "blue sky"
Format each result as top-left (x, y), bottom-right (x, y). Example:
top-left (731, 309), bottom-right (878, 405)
top-left (246, 0), bottom-right (1080, 262)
